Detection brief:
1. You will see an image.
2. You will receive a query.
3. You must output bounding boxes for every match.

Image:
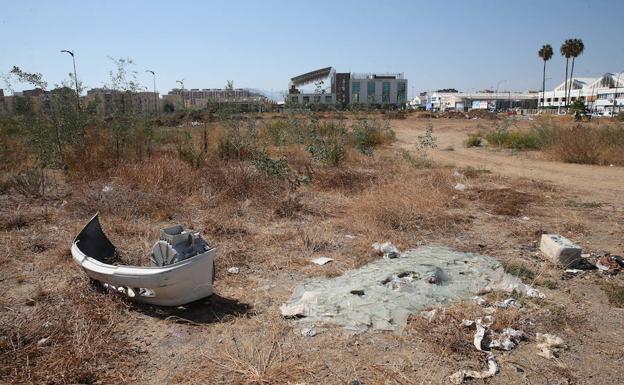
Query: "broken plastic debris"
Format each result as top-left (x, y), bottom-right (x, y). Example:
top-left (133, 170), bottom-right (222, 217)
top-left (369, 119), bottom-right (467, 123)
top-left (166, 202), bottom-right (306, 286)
top-left (227, 267), bottom-right (240, 274)
top-left (472, 296), bottom-right (487, 306)
top-left (372, 242), bottom-right (400, 259)
top-left (494, 298), bottom-right (519, 308)
top-left (71, 214), bottom-right (216, 306)
top-left (301, 328), bottom-right (317, 337)
top-left (101, 185), bottom-right (113, 193)
top-left (596, 255), bottom-right (621, 275)
top-left (454, 183), bottom-right (466, 191)
top-left (449, 353), bottom-right (498, 384)
top-left (536, 333), bottom-right (565, 359)
top-left (280, 246), bottom-right (536, 332)
top-left (489, 328), bottom-right (526, 351)
top-left (311, 257), bottom-right (333, 266)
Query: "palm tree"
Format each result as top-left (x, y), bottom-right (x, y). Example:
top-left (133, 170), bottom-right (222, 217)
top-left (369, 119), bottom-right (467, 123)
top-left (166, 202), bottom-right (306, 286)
top-left (560, 40), bottom-right (574, 108)
top-left (538, 44), bottom-right (554, 110)
top-left (566, 38), bottom-right (585, 106)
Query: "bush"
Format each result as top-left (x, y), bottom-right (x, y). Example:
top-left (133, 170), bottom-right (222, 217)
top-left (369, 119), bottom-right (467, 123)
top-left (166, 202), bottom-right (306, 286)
top-left (465, 134), bottom-right (482, 147)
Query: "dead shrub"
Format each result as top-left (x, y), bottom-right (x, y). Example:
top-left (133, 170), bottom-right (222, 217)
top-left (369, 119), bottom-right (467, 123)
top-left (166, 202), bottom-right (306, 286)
top-left (350, 168), bottom-right (459, 235)
top-left (473, 187), bottom-right (534, 216)
top-left (313, 167), bottom-right (377, 192)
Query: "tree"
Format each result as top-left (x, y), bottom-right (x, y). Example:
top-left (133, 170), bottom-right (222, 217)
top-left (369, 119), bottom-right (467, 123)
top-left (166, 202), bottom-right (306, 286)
top-left (560, 40), bottom-right (574, 108)
top-left (566, 38), bottom-right (585, 106)
top-left (538, 44), bottom-right (554, 110)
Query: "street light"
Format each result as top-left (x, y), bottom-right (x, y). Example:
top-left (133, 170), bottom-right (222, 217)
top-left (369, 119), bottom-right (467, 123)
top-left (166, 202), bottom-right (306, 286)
top-left (60, 49), bottom-right (81, 110)
top-left (176, 79), bottom-right (185, 109)
top-left (145, 70), bottom-right (158, 115)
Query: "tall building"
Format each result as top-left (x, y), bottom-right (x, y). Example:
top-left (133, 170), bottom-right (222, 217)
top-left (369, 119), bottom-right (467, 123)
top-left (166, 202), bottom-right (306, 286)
top-left (287, 66), bottom-right (408, 108)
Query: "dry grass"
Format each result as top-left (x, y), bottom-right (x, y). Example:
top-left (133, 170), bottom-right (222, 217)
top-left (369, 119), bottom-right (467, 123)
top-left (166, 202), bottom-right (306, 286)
top-left (0, 282), bottom-right (143, 384)
top-left (350, 168), bottom-right (461, 237)
top-left (174, 318), bottom-right (318, 385)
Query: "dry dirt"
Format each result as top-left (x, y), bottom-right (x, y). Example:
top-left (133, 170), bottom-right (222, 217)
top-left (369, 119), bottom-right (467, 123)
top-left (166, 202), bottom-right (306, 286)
top-left (1, 115), bottom-right (624, 385)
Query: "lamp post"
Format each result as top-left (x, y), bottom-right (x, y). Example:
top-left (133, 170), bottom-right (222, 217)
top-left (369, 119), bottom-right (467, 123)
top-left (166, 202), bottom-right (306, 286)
top-left (146, 70), bottom-right (157, 115)
top-left (495, 80), bottom-right (506, 112)
top-left (176, 79), bottom-right (185, 109)
top-left (60, 49), bottom-right (81, 111)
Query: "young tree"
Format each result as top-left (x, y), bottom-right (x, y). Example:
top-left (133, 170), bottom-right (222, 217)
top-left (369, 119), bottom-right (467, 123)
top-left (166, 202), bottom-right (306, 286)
top-left (538, 44), bottom-right (554, 110)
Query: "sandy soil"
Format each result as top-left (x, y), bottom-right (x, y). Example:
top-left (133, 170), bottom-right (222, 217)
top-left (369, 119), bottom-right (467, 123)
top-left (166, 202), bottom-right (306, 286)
top-left (393, 117), bottom-right (624, 202)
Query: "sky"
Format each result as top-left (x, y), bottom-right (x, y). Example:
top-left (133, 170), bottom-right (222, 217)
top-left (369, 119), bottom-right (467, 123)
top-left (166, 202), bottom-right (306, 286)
top-left (2, 0), bottom-right (623, 99)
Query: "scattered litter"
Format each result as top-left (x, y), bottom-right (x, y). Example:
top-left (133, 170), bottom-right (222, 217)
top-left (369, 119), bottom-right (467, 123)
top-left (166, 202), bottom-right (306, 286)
top-left (452, 170), bottom-right (463, 178)
top-left (521, 216), bottom-right (530, 221)
top-left (535, 333), bottom-right (565, 359)
top-left (71, 214), bottom-right (216, 306)
top-left (420, 308), bottom-right (440, 322)
top-left (462, 319), bottom-right (475, 327)
top-left (454, 183), bottom-right (466, 191)
top-left (301, 327), bottom-right (317, 337)
top-left (449, 353), bottom-right (498, 384)
top-left (372, 242), bottom-right (400, 259)
top-left (281, 246), bottom-right (540, 332)
top-left (494, 298), bottom-right (519, 308)
top-left (37, 337), bottom-right (50, 347)
top-left (539, 234), bottom-right (582, 267)
top-left (489, 328), bottom-right (526, 351)
top-left (596, 255), bottom-right (621, 275)
top-left (311, 257), bottom-right (333, 266)
top-left (227, 267), bottom-right (240, 274)
top-left (472, 296), bottom-right (487, 306)
top-left (473, 318), bottom-right (487, 350)
top-left (101, 185), bottom-right (113, 193)
top-left (344, 234), bottom-right (356, 239)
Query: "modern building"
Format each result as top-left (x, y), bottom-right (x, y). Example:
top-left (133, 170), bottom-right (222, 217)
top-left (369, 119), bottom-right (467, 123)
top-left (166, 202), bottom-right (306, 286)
top-left (540, 72), bottom-right (624, 114)
top-left (287, 66), bottom-right (408, 108)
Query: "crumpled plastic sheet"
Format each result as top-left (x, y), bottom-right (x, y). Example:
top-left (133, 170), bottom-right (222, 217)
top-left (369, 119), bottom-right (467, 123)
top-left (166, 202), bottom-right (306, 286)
top-left (280, 246), bottom-right (543, 332)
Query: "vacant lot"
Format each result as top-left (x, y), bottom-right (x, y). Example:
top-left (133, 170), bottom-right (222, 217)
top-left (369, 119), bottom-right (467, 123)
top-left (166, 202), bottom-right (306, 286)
top-left (1, 113), bottom-right (623, 384)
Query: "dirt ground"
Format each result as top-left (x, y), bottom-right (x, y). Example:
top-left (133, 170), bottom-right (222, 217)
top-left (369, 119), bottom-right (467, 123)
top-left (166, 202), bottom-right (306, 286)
top-left (1, 115), bottom-right (623, 385)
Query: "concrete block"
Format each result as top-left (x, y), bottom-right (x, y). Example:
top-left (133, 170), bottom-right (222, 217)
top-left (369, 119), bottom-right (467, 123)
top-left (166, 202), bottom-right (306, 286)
top-left (539, 234), bottom-right (582, 267)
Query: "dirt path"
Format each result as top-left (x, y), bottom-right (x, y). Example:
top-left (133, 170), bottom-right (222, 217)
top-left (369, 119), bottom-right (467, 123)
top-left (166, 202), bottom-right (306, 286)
top-left (393, 118), bottom-right (624, 203)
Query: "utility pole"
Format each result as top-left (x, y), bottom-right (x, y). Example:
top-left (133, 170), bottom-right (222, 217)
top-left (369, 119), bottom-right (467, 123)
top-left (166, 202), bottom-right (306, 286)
top-left (176, 79), bottom-right (185, 110)
top-left (146, 70), bottom-right (157, 115)
top-left (61, 50), bottom-right (81, 111)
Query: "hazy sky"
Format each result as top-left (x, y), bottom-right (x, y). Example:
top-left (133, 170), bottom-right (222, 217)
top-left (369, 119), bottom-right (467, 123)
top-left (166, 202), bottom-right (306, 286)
top-left (2, 0), bottom-right (622, 98)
